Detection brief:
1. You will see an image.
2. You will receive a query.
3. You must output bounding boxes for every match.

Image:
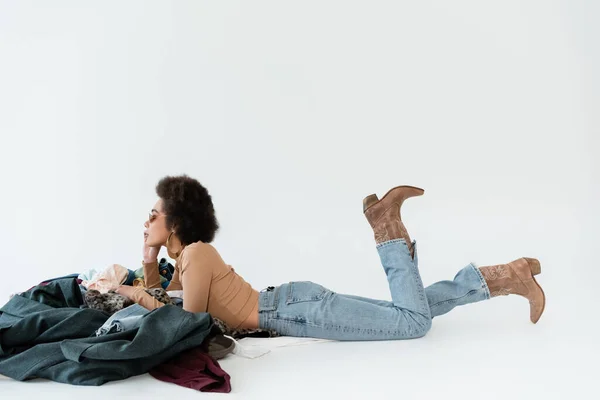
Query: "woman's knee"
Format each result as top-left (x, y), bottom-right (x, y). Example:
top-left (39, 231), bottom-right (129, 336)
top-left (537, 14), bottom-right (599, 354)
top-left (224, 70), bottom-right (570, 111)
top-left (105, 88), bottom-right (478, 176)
top-left (415, 317), bottom-right (432, 338)
top-left (406, 312), bottom-right (432, 339)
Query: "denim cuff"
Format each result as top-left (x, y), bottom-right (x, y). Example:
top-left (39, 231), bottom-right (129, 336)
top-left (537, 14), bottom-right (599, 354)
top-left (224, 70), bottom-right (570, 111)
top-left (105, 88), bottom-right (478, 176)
top-left (469, 262), bottom-right (491, 299)
top-left (376, 238), bottom-right (415, 249)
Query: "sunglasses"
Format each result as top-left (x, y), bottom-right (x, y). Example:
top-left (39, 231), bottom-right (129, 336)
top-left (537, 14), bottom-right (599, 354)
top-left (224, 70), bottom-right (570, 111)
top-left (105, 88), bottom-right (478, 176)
top-left (148, 212), bottom-right (167, 223)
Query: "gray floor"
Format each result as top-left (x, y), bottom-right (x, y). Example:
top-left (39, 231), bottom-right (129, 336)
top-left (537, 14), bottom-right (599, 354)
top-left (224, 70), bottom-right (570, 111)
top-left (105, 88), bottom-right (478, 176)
top-left (1, 290), bottom-right (595, 400)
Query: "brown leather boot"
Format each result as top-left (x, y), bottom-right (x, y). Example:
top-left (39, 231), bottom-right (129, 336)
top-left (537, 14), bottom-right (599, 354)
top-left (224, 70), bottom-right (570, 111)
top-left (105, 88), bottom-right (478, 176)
top-left (363, 185), bottom-right (424, 258)
top-left (479, 257), bottom-right (546, 324)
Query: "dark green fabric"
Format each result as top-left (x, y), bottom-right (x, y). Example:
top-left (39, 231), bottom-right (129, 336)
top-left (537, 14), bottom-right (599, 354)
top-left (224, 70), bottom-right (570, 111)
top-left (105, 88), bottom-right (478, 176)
top-left (0, 279), bottom-right (214, 385)
top-left (17, 277), bottom-right (84, 308)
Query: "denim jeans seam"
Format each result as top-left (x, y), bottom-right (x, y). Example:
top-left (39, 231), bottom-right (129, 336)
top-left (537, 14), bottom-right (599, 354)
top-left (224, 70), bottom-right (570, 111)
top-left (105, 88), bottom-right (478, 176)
top-left (271, 313), bottom-right (428, 339)
top-left (286, 295), bottom-right (327, 305)
top-left (376, 238), bottom-right (407, 249)
top-left (273, 314), bottom-right (321, 328)
top-left (285, 282), bottom-right (330, 305)
top-left (275, 313), bottom-right (423, 338)
top-left (402, 247), bottom-right (430, 318)
top-left (324, 322), bottom-right (406, 335)
top-left (270, 314), bottom-right (400, 336)
top-left (325, 322), bottom-right (423, 339)
top-left (319, 320), bottom-right (410, 338)
top-left (411, 243), bottom-right (430, 318)
top-left (428, 289), bottom-right (484, 308)
top-left (469, 262), bottom-right (491, 299)
top-left (409, 263), bottom-right (431, 318)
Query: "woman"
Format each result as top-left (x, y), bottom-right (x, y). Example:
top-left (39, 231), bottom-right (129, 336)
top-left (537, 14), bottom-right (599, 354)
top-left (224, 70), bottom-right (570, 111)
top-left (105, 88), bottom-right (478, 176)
top-left (116, 175), bottom-right (545, 340)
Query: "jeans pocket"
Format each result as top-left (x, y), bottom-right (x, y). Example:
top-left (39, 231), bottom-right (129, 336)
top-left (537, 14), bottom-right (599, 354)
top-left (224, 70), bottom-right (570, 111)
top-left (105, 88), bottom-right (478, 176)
top-left (259, 286), bottom-right (280, 312)
top-left (286, 281), bottom-right (329, 305)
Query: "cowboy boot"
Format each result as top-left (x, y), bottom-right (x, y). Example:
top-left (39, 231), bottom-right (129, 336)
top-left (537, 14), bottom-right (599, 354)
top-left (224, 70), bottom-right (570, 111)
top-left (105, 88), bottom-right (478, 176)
top-left (479, 257), bottom-right (546, 324)
top-left (363, 185), bottom-right (424, 258)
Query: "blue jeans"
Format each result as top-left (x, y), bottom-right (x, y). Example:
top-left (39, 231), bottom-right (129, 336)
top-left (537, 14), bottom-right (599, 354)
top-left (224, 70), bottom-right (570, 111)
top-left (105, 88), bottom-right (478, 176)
top-left (258, 239), bottom-right (491, 341)
top-left (95, 304), bottom-right (149, 336)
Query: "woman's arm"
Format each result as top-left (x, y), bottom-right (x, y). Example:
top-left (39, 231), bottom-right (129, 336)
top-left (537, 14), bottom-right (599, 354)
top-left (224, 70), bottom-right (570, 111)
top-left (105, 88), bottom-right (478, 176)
top-left (142, 260), bottom-right (163, 289)
top-left (115, 285), bottom-right (165, 310)
top-left (120, 245), bottom-right (212, 312)
top-left (142, 241), bottom-right (162, 289)
top-left (179, 246), bottom-right (212, 313)
top-left (165, 263), bottom-right (183, 291)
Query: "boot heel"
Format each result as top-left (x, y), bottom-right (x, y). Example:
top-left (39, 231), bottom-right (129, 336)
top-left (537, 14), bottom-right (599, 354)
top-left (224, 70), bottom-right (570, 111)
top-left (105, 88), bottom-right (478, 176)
top-left (363, 194), bottom-right (379, 212)
top-left (524, 258), bottom-right (541, 276)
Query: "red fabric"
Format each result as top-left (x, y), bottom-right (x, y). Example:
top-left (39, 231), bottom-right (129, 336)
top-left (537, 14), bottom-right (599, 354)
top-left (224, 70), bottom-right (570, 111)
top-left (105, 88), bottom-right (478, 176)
top-left (149, 347), bottom-right (231, 393)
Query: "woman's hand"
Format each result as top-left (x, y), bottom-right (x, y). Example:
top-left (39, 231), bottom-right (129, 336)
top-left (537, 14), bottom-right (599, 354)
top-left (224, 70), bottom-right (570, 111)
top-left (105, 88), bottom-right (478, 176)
top-left (115, 285), bottom-right (136, 300)
top-left (143, 238), bottom-right (160, 264)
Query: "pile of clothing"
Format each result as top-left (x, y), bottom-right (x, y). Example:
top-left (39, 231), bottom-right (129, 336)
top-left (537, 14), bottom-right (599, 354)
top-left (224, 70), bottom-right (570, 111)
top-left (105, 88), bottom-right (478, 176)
top-left (0, 265), bottom-right (233, 392)
top-left (78, 258), bottom-right (175, 292)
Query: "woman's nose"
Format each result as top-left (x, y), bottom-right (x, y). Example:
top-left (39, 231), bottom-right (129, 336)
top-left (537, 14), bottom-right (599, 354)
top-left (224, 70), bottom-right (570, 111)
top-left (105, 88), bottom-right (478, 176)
top-left (144, 220), bottom-right (149, 228)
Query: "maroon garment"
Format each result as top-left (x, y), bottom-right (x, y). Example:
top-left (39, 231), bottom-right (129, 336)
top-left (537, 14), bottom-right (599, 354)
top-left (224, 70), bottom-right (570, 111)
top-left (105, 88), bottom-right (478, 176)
top-left (150, 347), bottom-right (231, 393)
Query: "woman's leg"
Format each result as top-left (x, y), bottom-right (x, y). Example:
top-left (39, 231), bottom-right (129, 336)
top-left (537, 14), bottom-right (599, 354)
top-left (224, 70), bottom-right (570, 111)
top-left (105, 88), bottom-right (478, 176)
top-left (258, 238), bottom-right (432, 341)
top-left (336, 258), bottom-right (545, 323)
top-left (329, 248), bottom-right (489, 318)
top-left (422, 262), bottom-right (489, 317)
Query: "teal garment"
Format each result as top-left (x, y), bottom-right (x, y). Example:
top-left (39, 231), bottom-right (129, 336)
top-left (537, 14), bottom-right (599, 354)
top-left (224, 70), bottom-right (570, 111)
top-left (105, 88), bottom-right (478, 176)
top-left (0, 279), bottom-right (215, 386)
top-left (17, 278), bottom-right (84, 308)
top-left (134, 266), bottom-right (167, 284)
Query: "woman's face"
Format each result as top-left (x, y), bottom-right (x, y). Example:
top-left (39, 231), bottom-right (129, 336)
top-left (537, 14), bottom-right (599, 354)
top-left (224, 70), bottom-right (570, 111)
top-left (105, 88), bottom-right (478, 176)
top-left (144, 199), bottom-right (170, 247)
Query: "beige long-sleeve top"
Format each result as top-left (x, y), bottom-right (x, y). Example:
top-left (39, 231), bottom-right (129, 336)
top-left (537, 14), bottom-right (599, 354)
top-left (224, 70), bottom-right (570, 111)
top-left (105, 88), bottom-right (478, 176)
top-left (129, 241), bottom-right (259, 328)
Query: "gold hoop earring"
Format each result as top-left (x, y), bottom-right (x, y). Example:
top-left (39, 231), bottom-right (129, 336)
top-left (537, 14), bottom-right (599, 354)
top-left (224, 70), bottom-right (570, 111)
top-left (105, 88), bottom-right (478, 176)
top-left (166, 231), bottom-right (183, 259)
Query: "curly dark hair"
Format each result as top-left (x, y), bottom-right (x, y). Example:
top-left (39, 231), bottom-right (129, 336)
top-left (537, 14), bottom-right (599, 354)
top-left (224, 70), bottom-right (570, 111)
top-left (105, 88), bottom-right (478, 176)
top-left (156, 175), bottom-right (220, 245)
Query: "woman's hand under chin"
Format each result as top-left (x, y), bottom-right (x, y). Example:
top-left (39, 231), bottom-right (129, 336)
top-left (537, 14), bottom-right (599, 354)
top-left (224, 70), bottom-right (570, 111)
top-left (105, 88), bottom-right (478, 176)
top-left (143, 237), bottom-right (161, 264)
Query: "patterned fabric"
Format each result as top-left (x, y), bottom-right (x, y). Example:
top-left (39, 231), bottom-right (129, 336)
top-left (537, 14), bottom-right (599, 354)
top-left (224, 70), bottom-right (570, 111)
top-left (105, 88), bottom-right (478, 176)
top-left (85, 286), bottom-right (280, 339)
top-left (84, 287), bottom-right (175, 315)
top-left (212, 316), bottom-right (280, 340)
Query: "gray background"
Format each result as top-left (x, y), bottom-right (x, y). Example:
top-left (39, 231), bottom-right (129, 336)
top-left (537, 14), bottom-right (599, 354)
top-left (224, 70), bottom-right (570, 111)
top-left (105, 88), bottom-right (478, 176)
top-left (0, 1), bottom-right (597, 398)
